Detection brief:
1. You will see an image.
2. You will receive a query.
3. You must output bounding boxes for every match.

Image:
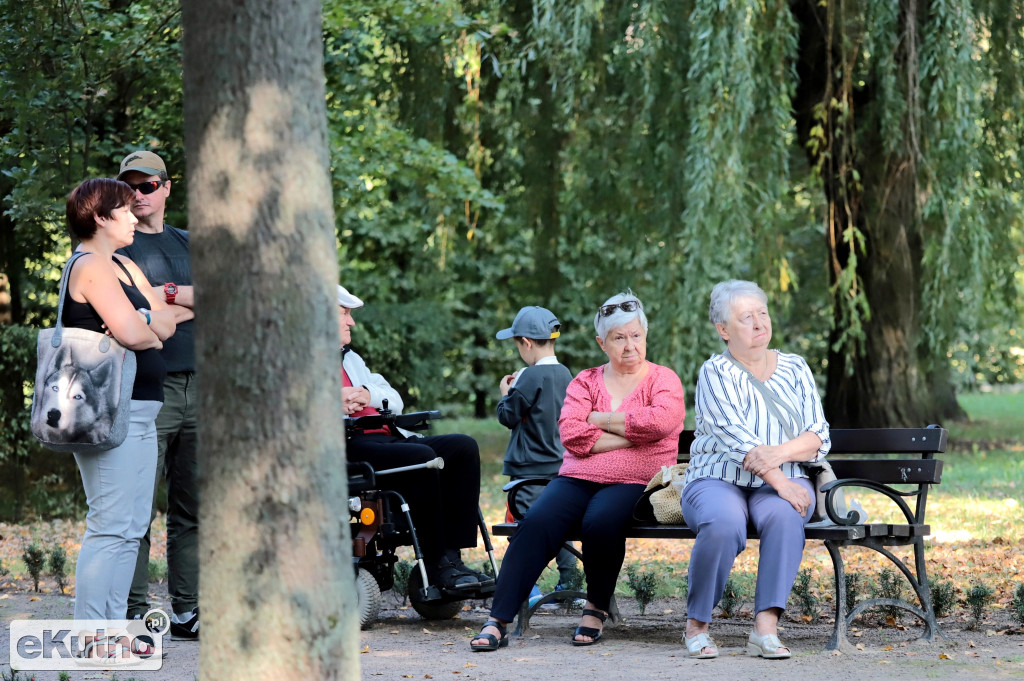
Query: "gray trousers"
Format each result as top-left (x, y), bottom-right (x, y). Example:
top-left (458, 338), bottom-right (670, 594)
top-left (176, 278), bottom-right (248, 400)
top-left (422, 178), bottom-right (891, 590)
top-left (682, 476), bottom-right (814, 622)
top-left (511, 477), bottom-right (578, 585)
top-left (73, 400), bottom-right (161, 621)
top-left (128, 372), bottom-right (199, 617)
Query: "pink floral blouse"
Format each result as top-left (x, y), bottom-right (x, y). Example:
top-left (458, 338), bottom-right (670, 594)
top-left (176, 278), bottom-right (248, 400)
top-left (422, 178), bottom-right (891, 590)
top-left (557, 362), bottom-right (686, 485)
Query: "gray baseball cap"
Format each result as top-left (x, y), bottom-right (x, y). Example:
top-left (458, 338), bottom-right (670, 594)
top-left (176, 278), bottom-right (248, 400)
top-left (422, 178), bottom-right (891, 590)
top-left (496, 306), bottom-right (561, 340)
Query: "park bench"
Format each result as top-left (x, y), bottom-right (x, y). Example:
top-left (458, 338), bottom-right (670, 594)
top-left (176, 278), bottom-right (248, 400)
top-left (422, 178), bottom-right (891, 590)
top-left (491, 425), bottom-right (949, 651)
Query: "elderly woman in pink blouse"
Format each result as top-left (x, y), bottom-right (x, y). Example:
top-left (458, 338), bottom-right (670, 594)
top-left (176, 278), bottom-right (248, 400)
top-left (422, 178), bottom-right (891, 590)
top-left (471, 291), bottom-right (686, 651)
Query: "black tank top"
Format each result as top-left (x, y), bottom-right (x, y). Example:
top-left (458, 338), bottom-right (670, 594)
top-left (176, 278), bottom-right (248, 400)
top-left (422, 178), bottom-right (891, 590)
top-left (61, 256), bottom-right (166, 402)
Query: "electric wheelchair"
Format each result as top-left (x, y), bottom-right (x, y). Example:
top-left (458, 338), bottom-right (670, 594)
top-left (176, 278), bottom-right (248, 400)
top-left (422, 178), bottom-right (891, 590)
top-left (347, 401), bottom-right (498, 628)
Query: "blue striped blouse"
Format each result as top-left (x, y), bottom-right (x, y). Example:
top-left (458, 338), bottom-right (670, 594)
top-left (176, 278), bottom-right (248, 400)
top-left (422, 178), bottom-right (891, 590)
top-left (684, 350), bottom-right (831, 489)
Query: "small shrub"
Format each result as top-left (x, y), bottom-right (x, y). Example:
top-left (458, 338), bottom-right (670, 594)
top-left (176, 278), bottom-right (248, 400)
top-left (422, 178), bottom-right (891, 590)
top-left (719, 577), bottom-right (742, 618)
top-left (59, 672), bottom-right (71, 681)
top-left (1011, 583), bottom-right (1024, 628)
top-left (562, 565), bottom-right (585, 592)
top-left (873, 568), bottom-right (904, 622)
top-left (792, 569), bottom-right (820, 622)
top-left (625, 564), bottom-right (659, 616)
top-left (0, 558), bottom-right (9, 579)
top-left (845, 573), bottom-right (863, 613)
top-left (965, 582), bottom-right (994, 630)
top-left (931, 580), bottom-right (956, 618)
top-left (392, 560), bottom-right (413, 604)
top-left (148, 558), bottom-right (168, 583)
top-left (22, 542), bottom-right (46, 592)
top-left (48, 545), bottom-right (68, 594)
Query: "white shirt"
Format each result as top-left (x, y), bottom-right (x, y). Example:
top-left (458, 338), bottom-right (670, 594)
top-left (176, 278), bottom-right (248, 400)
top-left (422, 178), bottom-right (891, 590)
top-left (509, 354), bottom-right (559, 388)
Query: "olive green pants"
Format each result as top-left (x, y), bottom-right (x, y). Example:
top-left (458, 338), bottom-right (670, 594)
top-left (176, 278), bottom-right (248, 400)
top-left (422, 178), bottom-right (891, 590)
top-left (127, 372), bottom-right (199, 618)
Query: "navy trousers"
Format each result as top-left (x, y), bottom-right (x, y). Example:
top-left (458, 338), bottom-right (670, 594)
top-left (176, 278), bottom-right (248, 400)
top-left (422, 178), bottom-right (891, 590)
top-left (347, 432), bottom-right (481, 561)
top-left (489, 476), bottom-right (644, 622)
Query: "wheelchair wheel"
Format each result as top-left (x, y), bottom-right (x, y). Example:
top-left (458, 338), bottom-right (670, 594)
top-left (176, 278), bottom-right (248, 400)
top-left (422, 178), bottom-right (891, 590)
top-left (356, 567), bottom-right (382, 629)
top-left (408, 569), bottom-right (463, 621)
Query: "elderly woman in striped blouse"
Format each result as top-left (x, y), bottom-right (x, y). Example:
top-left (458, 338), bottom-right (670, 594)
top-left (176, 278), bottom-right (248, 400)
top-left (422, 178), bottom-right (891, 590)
top-left (680, 280), bottom-right (830, 661)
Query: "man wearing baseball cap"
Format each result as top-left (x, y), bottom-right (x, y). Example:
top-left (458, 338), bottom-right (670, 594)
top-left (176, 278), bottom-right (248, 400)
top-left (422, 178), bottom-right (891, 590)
top-left (337, 285), bottom-right (493, 591)
top-left (116, 150), bottom-right (200, 640)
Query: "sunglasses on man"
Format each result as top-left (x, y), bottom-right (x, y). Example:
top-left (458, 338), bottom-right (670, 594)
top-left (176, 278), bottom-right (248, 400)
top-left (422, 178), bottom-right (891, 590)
top-left (127, 180), bottom-right (166, 195)
top-left (599, 300), bottom-right (642, 317)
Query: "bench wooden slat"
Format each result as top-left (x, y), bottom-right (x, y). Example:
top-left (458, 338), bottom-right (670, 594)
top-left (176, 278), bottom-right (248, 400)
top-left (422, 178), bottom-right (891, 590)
top-left (678, 427), bottom-right (947, 464)
top-left (861, 523), bottom-right (931, 538)
top-left (829, 459), bottom-right (943, 484)
top-left (494, 521), bottom-right (874, 542)
top-left (828, 427), bottom-right (947, 454)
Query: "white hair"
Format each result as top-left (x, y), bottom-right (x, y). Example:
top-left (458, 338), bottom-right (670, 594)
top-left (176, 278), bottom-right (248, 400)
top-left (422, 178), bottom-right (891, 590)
top-left (709, 280), bottom-right (768, 326)
top-left (593, 290), bottom-right (648, 341)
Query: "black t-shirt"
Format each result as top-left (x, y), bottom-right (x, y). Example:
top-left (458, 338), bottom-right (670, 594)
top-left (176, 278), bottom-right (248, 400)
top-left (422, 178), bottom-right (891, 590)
top-left (117, 225), bottom-right (194, 372)
top-left (62, 257), bottom-right (166, 402)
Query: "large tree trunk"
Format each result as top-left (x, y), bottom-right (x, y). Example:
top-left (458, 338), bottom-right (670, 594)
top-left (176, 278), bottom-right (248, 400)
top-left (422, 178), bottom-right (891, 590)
top-left (181, 1), bottom-right (357, 679)
top-left (792, 0), bottom-right (965, 427)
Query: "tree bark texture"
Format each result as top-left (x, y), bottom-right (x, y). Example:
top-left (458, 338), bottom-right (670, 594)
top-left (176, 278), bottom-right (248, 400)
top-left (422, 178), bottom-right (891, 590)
top-left (792, 0), bottom-right (964, 427)
top-left (181, 1), bottom-right (356, 679)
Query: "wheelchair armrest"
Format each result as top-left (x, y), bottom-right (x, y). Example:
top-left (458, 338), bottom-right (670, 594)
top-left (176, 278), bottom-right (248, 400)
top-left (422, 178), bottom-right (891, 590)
top-left (345, 410), bottom-right (443, 436)
top-left (392, 410), bottom-right (443, 432)
top-left (347, 461), bottom-right (377, 493)
top-left (345, 414), bottom-right (387, 433)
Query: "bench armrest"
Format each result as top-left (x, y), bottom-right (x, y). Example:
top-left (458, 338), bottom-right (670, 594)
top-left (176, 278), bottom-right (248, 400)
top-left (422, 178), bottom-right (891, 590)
top-left (820, 478), bottom-right (921, 525)
top-left (502, 478), bottom-right (553, 521)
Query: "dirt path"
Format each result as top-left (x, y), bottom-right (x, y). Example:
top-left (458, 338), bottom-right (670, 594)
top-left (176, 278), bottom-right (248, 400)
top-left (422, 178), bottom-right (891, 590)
top-left (3, 588), bottom-right (1023, 680)
top-left (360, 596), bottom-right (1024, 681)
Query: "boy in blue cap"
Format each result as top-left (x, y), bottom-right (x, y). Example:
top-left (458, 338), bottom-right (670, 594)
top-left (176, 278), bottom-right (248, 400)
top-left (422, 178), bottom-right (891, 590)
top-left (495, 306), bottom-right (578, 604)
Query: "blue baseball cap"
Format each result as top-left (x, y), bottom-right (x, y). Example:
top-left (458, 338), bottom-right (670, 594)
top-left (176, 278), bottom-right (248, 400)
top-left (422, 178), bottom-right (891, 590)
top-left (496, 306), bottom-right (561, 340)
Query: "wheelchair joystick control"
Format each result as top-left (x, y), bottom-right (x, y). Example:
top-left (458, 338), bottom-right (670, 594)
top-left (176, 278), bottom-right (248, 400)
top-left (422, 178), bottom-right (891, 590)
top-left (379, 398), bottom-right (393, 418)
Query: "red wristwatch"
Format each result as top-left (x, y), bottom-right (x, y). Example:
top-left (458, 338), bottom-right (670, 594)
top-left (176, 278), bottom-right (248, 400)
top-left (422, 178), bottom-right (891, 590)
top-left (164, 282), bottom-right (178, 305)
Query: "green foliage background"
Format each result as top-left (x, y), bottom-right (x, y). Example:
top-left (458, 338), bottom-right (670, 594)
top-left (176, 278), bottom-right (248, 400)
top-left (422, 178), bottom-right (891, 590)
top-left (1, 1), bottom-right (1022, 516)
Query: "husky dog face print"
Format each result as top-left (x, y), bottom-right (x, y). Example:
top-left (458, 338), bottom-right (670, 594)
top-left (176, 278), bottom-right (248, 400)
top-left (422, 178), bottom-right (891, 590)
top-left (35, 344), bottom-right (119, 444)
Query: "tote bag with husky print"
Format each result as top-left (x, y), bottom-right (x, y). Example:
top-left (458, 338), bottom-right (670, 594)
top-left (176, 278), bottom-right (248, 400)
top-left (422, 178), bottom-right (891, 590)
top-left (31, 252), bottom-right (137, 454)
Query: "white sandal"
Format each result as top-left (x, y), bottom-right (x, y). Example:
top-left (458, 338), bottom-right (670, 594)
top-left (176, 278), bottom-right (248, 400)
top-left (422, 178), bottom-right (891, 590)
top-left (683, 631), bottom-right (719, 659)
top-left (747, 631), bottom-right (791, 659)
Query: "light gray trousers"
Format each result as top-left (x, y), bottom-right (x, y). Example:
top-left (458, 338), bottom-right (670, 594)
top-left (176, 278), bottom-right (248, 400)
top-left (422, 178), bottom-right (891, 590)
top-left (682, 476), bottom-right (814, 622)
top-left (73, 400), bottom-right (161, 621)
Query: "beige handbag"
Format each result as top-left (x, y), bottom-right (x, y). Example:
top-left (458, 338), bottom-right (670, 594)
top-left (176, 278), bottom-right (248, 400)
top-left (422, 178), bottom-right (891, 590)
top-left (641, 464), bottom-right (688, 524)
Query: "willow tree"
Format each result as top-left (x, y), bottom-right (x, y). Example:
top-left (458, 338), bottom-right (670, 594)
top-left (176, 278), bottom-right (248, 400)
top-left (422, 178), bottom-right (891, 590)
top-left (792, 0), bottom-right (1023, 425)
top-left (307, 0), bottom-right (1021, 422)
top-left (478, 0), bottom-right (1022, 425)
top-left (181, 0), bottom-right (356, 679)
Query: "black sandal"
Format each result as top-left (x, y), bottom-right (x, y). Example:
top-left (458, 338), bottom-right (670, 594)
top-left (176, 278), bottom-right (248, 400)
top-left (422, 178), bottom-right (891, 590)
top-left (571, 608), bottom-right (607, 646)
top-left (470, 620), bottom-right (508, 652)
top-left (432, 557), bottom-right (480, 591)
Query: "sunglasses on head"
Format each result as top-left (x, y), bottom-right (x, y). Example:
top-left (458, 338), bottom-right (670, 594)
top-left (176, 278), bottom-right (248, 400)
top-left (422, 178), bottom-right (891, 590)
top-left (599, 300), bottom-right (642, 317)
top-left (127, 180), bottom-right (166, 195)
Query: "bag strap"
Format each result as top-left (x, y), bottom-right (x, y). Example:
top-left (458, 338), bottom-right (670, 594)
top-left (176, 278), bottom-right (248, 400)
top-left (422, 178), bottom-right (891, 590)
top-left (722, 350), bottom-right (801, 441)
top-left (50, 251), bottom-right (89, 348)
